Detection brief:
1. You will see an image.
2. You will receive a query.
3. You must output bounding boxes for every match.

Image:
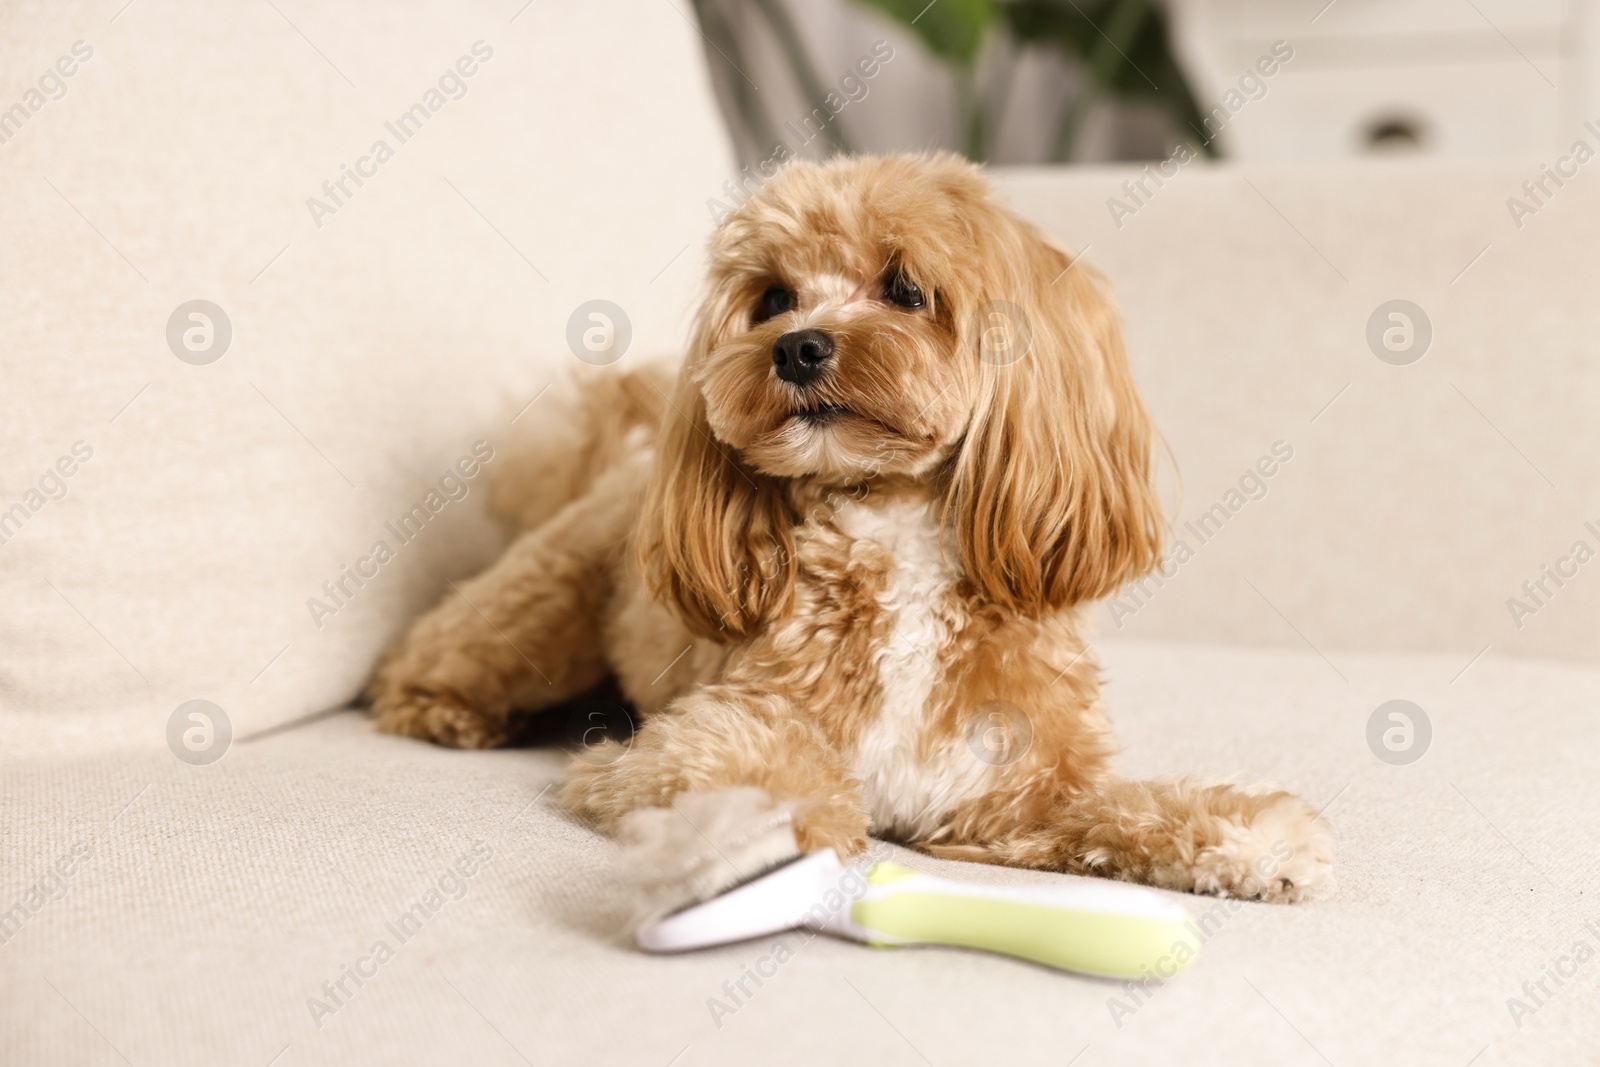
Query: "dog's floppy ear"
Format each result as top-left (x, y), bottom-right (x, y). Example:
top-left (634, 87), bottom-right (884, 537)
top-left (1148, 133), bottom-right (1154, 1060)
top-left (946, 216), bottom-right (1163, 614)
top-left (637, 345), bottom-right (796, 641)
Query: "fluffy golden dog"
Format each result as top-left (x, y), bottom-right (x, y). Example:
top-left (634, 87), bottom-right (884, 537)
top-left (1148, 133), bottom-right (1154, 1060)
top-left (368, 153), bottom-right (1332, 912)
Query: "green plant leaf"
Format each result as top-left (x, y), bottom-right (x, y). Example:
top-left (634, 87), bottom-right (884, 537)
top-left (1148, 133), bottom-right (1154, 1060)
top-left (853, 0), bottom-right (996, 67)
top-left (1002, 0), bottom-right (1219, 159)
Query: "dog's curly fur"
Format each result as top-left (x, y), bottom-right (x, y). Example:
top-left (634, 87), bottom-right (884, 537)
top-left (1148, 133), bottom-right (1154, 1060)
top-left (368, 154), bottom-right (1333, 910)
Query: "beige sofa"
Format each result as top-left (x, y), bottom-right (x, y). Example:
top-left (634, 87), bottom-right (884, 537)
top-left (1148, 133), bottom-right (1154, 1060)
top-left (4, 2), bottom-right (1598, 1065)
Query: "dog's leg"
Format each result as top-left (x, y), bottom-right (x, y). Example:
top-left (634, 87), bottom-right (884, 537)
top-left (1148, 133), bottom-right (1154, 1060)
top-left (367, 460), bottom-right (645, 748)
top-left (564, 686), bottom-right (870, 915)
top-left (920, 778), bottom-right (1333, 903)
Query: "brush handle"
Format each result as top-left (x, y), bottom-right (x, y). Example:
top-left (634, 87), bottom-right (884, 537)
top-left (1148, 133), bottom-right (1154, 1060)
top-left (831, 862), bottom-right (1201, 979)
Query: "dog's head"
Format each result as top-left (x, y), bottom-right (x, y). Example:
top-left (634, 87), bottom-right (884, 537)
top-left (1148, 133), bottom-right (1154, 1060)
top-left (641, 153), bottom-right (1162, 637)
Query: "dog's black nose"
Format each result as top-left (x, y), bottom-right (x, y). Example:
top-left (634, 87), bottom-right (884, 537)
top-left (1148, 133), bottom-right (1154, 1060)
top-left (772, 329), bottom-right (834, 386)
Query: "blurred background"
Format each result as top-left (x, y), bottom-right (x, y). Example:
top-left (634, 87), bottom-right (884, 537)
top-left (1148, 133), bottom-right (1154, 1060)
top-left (690, 0), bottom-right (1589, 166)
top-left (5, 4), bottom-right (1600, 1065)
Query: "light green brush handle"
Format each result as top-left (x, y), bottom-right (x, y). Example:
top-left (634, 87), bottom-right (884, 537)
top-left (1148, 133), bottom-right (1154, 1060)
top-left (837, 861), bottom-right (1201, 979)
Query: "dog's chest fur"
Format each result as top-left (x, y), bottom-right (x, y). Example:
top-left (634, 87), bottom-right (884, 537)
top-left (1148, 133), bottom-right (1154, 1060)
top-left (823, 497), bottom-right (995, 839)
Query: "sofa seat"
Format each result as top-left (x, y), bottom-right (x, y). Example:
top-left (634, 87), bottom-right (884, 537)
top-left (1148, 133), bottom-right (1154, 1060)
top-left (4, 639), bottom-right (1595, 1067)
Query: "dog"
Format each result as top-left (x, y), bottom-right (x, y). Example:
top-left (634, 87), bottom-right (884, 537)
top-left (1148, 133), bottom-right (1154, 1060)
top-left (367, 153), bottom-right (1332, 914)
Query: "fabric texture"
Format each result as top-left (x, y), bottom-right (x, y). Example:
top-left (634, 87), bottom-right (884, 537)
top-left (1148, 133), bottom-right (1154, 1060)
top-left (12, 147), bottom-right (1599, 753)
top-left (996, 161), bottom-right (1600, 666)
top-left (2, 641), bottom-right (1596, 1067)
top-left (5, 2), bottom-right (1597, 1062)
top-left (0, 0), bottom-right (733, 751)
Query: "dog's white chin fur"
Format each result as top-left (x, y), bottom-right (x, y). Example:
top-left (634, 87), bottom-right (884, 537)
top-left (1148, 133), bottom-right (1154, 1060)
top-left (617, 786), bottom-right (803, 924)
top-left (744, 420), bottom-right (876, 481)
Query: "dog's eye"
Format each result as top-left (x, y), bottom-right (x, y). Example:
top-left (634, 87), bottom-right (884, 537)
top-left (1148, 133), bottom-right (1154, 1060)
top-left (754, 285), bottom-right (796, 324)
top-left (884, 271), bottom-right (925, 309)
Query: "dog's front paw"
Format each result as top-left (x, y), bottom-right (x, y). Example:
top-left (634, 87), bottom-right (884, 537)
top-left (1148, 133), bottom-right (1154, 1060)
top-left (1189, 792), bottom-right (1334, 904)
top-left (368, 676), bottom-right (510, 749)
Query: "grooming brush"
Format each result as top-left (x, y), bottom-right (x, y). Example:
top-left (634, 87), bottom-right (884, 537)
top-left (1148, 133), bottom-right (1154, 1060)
top-left (638, 849), bottom-right (1201, 979)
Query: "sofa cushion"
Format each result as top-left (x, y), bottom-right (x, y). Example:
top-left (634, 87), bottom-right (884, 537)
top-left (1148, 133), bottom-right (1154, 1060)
top-left (985, 158), bottom-right (1600, 668)
top-left (992, 161), bottom-right (1600, 668)
top-left (1, 640), bottom-right (1594, 1066)
top-left (0, 0), bottom-right (732, 754)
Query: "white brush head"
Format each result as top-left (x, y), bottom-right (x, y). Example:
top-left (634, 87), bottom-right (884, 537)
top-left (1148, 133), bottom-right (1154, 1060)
top-left (637, 849), bottom-right (849, 952)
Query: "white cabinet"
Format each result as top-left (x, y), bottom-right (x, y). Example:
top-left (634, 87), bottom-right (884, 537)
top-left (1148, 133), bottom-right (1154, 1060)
top-left (1166, 0), bottom-right (1585, 158)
